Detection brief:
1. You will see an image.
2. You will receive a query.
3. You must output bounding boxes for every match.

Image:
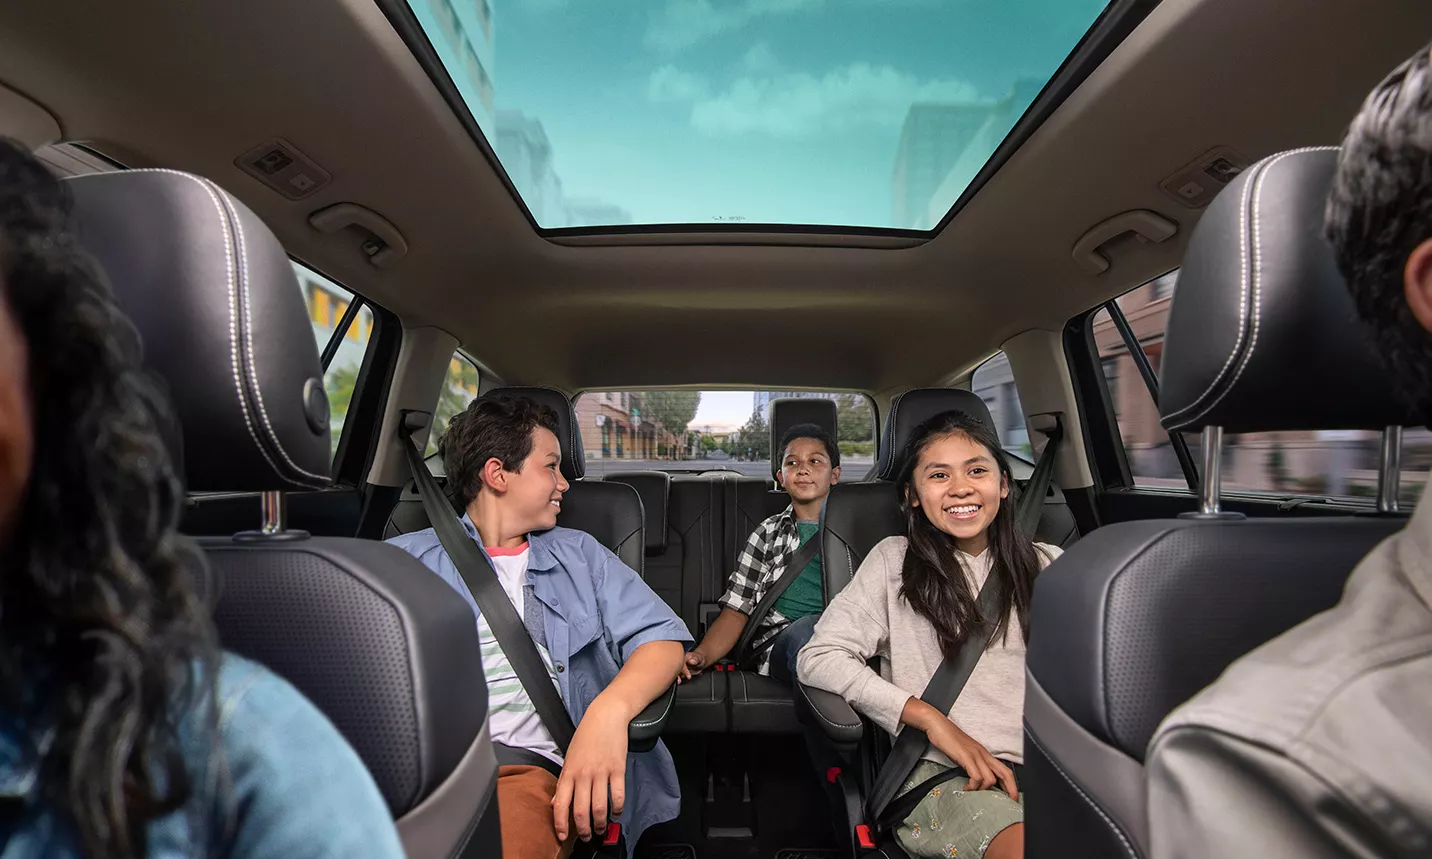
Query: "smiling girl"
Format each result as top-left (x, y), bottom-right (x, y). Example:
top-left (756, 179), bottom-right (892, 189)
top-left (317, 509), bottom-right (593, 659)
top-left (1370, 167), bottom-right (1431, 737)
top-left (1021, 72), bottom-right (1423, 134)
top-left (797, 410), bottom-right (1061, 859)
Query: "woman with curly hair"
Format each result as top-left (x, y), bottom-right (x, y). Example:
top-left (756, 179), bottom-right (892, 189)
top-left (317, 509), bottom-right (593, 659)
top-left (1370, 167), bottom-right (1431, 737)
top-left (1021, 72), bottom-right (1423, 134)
top-left (0, 139), bottom-right (404, 858)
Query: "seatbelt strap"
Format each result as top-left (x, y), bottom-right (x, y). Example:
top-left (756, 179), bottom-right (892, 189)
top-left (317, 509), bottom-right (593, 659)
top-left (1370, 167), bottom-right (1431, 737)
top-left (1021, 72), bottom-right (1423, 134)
top-left (399, 413), bottom-right (577, 753)
top-left (864, 571), bottom-right (1004, 830)
top-left (863, 417), bottom-right (1061, 832)
top-left (732, 533), bottom-right (821, 667)
top-left (1016, 414), bottom-right (1063, 539)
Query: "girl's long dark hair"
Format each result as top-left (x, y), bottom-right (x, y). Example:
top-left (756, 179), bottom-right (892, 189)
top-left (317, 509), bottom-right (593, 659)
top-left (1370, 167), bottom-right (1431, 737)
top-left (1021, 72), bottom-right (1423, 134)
top-left (0, 139), bottom-right (220, 857)
top-left (896, 410), bottom-right (1043, 660)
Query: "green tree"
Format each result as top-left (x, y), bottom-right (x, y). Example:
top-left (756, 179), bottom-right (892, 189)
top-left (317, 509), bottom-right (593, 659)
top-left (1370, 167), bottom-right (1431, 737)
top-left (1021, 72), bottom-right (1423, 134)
top-left (835, 394), bottom-right (875, 443)
top-left (701, 434), bottom-right (718, 453)
top-left (637, 390), bottom-right (701, 459)
top-left (738, 408), bottom-right (771, 461)
top-left (428, 360), bottom-right (482, 456)
top-left (324, 363), bottom-right (360, 459)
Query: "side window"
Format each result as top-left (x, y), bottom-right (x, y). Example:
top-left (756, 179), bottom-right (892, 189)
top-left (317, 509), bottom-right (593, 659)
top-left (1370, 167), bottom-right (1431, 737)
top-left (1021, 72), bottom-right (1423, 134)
top-left (1091, 270), bottom-right (1426, 503)
top-left (427, 352), bottom-right (482, 459)
top-left (295, 263), bottom-right (375, 460)
top-left (971, 352), bottom-right (1030, 459)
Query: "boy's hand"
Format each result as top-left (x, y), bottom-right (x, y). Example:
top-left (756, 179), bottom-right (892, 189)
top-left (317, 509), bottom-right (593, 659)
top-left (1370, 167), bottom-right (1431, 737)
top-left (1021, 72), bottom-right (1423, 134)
top-left (553, 698), bottom-right (629, 842)
top-left (680, 649), bottom-right (712, 682)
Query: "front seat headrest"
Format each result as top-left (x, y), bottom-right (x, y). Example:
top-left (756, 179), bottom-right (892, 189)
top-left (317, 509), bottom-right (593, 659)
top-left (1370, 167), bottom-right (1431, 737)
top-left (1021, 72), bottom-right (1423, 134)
top-left (769, 397), bottom-right (839, 480)
top-left (486, 385), bottom-right (585, 480)
top-left (874, 388), bottom-right (997, 481)
top-left (67, 170), bottom-right (332, 492)
top-left (1160, 147), bottom-right (1419, 433)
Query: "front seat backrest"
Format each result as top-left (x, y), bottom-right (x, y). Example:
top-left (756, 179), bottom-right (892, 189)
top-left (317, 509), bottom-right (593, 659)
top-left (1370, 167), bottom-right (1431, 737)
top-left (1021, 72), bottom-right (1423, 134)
top-left (68, 169), bottom-right (499, 859)
top-left (1023, 147), bottom-right (1418, 859)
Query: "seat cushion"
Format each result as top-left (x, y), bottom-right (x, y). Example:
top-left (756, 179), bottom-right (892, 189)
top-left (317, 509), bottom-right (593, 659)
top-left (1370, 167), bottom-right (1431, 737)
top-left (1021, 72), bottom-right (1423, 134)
top-left (669, 670), bottom-right (729, 734)
top-left (729, 670), bottom-right (802, 734)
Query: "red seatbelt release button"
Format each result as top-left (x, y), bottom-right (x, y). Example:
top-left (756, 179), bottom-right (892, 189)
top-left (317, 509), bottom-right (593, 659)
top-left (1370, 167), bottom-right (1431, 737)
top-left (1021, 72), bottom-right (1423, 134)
top-left (603, 823), bottom-right (622, 846)
top-left (856, 824), bottom-right (876, 850)
top-left (827, 766), bottom-right (842, 783)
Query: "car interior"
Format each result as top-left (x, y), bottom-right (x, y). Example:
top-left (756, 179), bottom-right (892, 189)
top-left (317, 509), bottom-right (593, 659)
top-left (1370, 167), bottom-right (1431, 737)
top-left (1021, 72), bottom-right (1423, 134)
top-left (3, 0), bottom-right (1431, 857)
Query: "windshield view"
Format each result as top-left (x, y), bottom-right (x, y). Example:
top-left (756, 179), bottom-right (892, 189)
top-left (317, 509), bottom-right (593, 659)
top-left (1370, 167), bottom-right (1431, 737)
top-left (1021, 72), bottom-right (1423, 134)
top-left (404, 0), bottom-right (1111, 229)
top-left (575, 390), bottom-right (875, 477)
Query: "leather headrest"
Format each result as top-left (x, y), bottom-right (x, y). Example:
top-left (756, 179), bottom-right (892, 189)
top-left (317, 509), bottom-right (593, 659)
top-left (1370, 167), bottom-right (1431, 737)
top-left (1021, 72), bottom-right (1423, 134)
top-left (769, 397), bottom-right (839, 480)
top-left (67, 170), bottom-right (331, 492)
top-left (604, 471), bottom-right (670, 554)
top-left (486, 386), bottom-right (585, 480)
top-left (1160, 147), bottom-right (1419, 433)
top-left (875, 388), bottom-right (996, 481)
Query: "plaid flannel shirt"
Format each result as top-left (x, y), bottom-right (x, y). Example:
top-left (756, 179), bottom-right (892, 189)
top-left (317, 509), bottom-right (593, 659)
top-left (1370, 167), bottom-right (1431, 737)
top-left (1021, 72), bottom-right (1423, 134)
top-left (718, 505), bottom-right (810, 675)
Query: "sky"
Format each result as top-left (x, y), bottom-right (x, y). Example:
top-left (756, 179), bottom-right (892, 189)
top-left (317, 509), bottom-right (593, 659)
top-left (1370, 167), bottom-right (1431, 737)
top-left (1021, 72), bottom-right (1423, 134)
top-left (428, 0), bottom-right (1110, 227)
top-left (690, 390), bottom-right (759, 426)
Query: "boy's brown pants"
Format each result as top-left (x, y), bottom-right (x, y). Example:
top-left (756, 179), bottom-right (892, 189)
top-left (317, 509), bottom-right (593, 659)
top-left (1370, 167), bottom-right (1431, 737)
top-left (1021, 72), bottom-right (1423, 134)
top-left (497, 765), bottom-right (577, 859)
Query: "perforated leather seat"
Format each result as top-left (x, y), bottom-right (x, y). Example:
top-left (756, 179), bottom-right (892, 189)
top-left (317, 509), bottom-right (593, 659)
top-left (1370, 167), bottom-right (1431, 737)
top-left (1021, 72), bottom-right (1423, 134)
top-left (1022, 147), bottom-right (1417, 859)
top-left (69, 169), bottom-right (499, 859)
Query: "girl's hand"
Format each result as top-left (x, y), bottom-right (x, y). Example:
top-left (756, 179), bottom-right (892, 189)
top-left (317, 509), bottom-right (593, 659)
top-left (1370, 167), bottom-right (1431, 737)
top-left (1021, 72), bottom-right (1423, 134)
top-left (903, 697), bottom-right (1017, 801)
top-left (924, 717), bottom-right (1018, 800)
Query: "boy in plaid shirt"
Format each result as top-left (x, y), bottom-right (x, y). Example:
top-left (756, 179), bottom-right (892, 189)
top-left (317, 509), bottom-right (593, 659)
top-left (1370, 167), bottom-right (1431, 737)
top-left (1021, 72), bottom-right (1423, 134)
top-left (680, 424), bottom-right (841, 682)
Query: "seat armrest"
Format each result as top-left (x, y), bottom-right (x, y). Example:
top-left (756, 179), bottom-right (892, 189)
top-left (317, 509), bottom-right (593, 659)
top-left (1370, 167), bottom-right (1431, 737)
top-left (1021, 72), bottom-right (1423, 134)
top-left (628, 683), bottom-right (677, 752)
top-left (795, 682), bottom-right (863, 753)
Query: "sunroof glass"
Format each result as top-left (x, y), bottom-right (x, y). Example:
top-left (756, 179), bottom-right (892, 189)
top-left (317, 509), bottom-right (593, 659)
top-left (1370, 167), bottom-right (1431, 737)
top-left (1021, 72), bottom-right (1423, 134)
top-left (404, 0), bottom-right (1112, 231)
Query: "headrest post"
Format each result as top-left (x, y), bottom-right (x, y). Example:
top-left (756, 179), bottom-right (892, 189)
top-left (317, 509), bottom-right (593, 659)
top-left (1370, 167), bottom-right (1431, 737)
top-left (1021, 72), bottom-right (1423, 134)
top-left (1377, 426), bottom-right (1403, 514)
top-left (260, 491), bottom-right (285, 534)
top-left (1199, 426), bottom-right (1224, 515)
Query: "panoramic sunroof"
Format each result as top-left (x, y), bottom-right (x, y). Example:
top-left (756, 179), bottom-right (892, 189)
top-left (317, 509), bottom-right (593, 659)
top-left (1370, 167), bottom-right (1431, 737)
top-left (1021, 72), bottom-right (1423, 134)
top-left (403, 0), bottom-right (1112, 231)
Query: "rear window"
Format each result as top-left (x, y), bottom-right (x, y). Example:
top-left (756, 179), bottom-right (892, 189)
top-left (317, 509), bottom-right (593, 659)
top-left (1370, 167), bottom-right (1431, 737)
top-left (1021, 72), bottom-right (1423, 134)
top-left (574, 390), bottom-right (876, 478)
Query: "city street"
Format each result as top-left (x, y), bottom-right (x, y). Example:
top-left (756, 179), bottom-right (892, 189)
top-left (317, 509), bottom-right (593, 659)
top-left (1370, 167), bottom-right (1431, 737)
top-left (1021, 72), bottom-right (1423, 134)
top-left (584, 456), bottom-right (876, 479)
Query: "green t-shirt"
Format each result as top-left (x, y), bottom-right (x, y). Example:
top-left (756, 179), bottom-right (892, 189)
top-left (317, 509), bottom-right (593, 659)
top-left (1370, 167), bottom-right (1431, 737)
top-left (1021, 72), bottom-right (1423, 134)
top-left (773, 522), bottom-right (824, 621)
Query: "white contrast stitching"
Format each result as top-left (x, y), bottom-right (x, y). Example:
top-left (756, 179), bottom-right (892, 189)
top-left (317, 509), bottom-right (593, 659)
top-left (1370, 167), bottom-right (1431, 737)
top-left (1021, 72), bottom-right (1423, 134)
top-left (68, 169), bottom-right (309, 485)
top-left (1179, 146), bottom-right (1338, 426)
top-left (1161, 156), bottom-right (1262, 423)
top-left (1025, 730), bottom-right (1139, 859)
top-left (1165, 146), bottom-right (1338, 425)
top-left (209, 182), bottom-right (327, 484)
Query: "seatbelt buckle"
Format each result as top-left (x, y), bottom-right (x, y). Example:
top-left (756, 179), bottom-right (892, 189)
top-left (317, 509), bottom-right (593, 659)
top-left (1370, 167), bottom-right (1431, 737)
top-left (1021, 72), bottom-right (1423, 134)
top-left (827, 766), bottom-right (842, 783)
top-left (855, 824), bottom-right (876, 850)
top-left (602, 823), bottom-right (622, 847)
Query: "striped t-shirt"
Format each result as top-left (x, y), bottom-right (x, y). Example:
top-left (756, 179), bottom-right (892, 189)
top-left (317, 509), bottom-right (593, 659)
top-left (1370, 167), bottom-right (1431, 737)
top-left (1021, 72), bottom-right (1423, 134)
top-left (485, 544), bottom-right (563, 765)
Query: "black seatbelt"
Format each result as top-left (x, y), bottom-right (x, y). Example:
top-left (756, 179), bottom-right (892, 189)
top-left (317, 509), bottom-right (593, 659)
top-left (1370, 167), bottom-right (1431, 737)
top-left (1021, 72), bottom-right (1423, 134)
top-left (731, 534), bottom-right (821, 667)
top-left (863, 572), bottom-right (1004, 829)
top-left (864, 417), bottom-right (1062, 833)
top-left (1017, 414), bottom-right (1063, 539)
top-left (399, 413), bottom-right (577, 753)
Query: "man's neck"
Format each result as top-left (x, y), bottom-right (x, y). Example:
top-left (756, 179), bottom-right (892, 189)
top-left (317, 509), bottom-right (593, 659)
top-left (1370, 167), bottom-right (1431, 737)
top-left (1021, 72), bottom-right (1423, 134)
top-left (466, 495), bottom-right (528, 550)
top-left (792, 497), bottom-right (824, 523)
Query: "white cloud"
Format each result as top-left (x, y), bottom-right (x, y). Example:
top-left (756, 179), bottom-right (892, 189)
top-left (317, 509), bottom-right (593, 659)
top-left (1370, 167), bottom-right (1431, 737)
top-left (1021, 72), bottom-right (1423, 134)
top-left (644, 0), bottom-right (823, 53)
top-left (677, 62), bottom-right (982, 137)
top-left (648, 66), bottom-right (710, 102)
top-left (737, 42), bottom-right (781, 75)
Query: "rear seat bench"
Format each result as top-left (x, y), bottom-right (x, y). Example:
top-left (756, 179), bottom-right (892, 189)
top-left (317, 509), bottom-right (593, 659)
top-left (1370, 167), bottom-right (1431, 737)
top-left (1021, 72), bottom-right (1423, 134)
top-left (384, 389), bottom-right (1081, 742)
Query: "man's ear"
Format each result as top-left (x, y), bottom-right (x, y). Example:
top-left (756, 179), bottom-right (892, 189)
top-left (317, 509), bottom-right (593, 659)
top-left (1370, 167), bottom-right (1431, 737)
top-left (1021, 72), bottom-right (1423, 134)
top-left (831, 465), bottom-right (842, 485)
top-left (481, 457), bottom-right (508, 494)
top-left (1404, 237), bottom-right (1432, 336)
